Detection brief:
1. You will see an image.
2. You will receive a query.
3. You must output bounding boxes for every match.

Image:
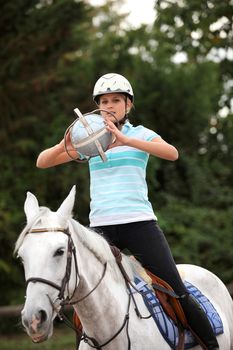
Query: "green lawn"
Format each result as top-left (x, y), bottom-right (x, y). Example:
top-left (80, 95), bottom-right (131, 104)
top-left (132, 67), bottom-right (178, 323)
top-left (0, 326), bottom-right (76, 350)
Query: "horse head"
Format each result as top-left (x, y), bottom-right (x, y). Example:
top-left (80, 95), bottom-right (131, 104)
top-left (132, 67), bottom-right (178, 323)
top-left (16, 186), bottom-right (78, 343)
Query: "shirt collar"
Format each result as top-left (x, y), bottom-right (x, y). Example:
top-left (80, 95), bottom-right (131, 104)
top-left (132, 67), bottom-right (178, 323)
top-left (122, 121), bottom-right (132, 134)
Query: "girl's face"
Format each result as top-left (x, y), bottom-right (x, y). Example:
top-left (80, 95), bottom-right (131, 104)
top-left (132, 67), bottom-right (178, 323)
top-left (98, 93), bottom-right (132, 122)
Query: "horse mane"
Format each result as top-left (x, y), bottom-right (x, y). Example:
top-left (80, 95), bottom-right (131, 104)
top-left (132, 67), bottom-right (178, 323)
top-left (68, 218), bottom-right (152, 285)
top-left (68, 218), bottom-right (127, 280)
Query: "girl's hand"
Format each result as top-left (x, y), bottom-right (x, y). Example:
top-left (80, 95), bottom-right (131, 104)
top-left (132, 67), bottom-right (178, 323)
top-left (105, 120), bottom-right (128, 149)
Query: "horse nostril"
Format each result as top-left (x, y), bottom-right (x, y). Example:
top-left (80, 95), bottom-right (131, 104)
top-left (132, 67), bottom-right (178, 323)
top-left (39, 310), bottom-right (47, 323)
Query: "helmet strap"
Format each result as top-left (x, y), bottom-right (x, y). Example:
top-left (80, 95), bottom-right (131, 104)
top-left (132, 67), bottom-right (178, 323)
top-left (117, 95), bottom-right (129, 126)
top-left (118, 115), bottom-right (128, 126)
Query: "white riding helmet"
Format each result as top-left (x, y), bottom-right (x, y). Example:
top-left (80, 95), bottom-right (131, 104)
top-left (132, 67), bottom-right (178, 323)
top-left (93, 73), bottom-right (134, 103)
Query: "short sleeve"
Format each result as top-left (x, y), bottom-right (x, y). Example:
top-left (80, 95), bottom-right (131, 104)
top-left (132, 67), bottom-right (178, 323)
top-left (142, 127), bottom-right (160, 141)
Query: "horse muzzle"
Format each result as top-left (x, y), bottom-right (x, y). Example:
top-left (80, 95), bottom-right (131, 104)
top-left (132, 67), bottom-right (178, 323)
top-left (21, 307), bottom-right (53, 342)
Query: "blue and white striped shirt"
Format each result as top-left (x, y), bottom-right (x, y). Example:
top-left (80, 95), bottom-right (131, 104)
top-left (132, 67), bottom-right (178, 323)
top-left (88, 122), bottom-right (160, 227)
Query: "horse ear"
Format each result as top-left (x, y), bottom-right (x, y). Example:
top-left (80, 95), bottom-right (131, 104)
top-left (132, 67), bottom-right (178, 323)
top-left (56, 185), bottom-right (76, 220)
top-left (24, 192), bottom-right (40, 223)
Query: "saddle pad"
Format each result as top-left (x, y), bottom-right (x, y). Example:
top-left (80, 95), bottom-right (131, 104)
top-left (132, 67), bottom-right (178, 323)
top-left (134, 277), bottom-right (224, 349)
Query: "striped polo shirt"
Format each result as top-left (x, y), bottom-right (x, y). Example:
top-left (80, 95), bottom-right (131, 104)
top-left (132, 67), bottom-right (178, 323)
top-left (88, 122), bottom-right (160, 227)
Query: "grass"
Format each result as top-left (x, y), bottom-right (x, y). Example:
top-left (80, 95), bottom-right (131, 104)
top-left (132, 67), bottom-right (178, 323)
top-left (0, 325), bottom-right (76, 350)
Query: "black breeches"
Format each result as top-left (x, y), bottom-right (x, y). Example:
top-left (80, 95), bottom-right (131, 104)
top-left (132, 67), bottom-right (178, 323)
top-left (93, 220), bottom-right (187, 297)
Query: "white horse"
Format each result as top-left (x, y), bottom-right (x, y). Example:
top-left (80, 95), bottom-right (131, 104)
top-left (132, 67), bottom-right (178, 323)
top-left (15, 186), bottom-right (233, 349)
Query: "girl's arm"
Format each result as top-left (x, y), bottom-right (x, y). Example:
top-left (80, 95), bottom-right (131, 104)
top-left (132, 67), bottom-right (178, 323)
top-left (124, 137), bottom-right (178, 161)
top-left (36, 135), bottom-right (79, 168)
top-left (106, 121), bottom-right (178, 161)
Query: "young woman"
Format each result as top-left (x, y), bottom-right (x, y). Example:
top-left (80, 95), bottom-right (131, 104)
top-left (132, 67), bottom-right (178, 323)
top-left (37, 73), bottom-right (218, 349)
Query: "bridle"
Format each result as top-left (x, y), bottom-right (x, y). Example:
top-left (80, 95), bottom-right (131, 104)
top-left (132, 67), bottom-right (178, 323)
top-left (26, 228), bottom-right (77, 302)
top-left (25, 227), bottom-right (107, 305)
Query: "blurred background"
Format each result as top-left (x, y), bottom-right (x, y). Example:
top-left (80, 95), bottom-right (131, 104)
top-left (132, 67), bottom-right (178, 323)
top-left (0, 0), bottom-right (232, 348)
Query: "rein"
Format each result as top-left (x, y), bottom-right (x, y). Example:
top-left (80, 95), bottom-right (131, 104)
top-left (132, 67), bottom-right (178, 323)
top-left (82, 293), bottom-right (131, 350)
top-left (61, 262), bottom-right (107, 306)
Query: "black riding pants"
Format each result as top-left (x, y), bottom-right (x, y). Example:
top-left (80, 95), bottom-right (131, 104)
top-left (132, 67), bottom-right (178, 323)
top-left (93, 220), bottom-right (187, 297)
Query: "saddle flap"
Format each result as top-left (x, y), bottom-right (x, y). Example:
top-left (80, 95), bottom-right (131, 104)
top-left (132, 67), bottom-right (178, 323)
top-left (146, 270), bottom-right (188, 328)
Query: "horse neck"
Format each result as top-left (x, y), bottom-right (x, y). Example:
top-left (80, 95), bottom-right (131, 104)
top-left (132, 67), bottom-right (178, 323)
top-left (72, 234), bottom-right (130, 332)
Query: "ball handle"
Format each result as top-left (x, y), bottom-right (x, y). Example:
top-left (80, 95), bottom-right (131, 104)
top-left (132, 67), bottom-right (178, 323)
top-left (74, 108), bottom-right (108, 162)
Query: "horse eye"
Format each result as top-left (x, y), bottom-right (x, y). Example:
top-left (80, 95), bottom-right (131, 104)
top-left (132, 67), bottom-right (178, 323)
top-left (54, 248), bottom-right (65, 257)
